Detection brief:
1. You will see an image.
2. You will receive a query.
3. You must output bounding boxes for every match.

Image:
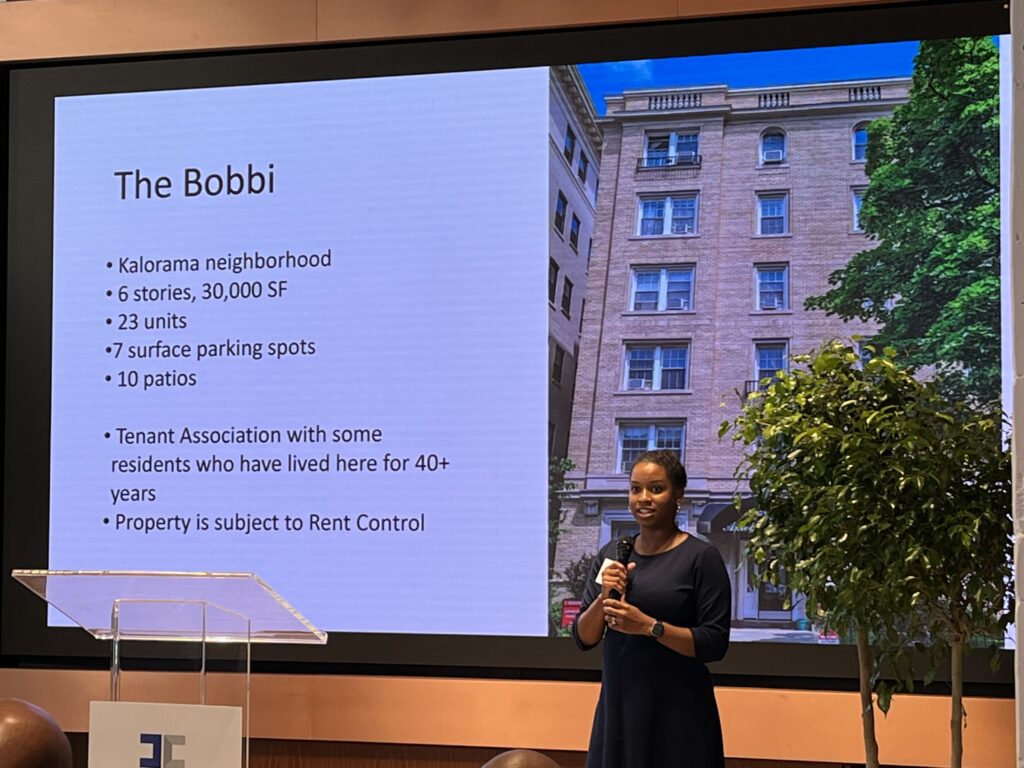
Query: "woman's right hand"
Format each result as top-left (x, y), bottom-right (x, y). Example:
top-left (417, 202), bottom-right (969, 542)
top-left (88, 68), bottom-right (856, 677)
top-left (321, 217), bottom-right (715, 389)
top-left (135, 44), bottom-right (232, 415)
top-left (600, 561), bottom-right (634, 601)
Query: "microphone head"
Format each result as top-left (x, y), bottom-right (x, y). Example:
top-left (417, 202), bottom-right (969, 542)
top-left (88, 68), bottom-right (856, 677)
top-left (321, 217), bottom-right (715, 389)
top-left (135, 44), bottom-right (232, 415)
top-left (615, 535), bottom-right (634, 564)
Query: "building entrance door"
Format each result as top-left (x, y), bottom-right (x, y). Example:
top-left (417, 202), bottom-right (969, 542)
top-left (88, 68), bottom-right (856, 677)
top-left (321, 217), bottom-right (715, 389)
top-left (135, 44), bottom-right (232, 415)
top-left (758, 561), bottom-right (792, 620)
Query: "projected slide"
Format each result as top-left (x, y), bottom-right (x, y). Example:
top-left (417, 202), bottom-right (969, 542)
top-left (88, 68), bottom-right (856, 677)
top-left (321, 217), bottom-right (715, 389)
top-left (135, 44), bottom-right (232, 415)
top-left (49, 69), bottom-right (550, 635)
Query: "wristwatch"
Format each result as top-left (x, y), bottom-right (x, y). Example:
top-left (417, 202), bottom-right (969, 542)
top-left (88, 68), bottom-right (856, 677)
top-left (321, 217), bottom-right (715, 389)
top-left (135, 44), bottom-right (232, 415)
top-left (650, 620), bottom-right (664, 639)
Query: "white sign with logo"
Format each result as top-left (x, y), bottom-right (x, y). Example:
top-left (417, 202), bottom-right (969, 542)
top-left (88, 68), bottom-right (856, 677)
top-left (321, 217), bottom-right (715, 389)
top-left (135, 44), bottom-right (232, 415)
top-left (89, 701), bottom-right (242, 768)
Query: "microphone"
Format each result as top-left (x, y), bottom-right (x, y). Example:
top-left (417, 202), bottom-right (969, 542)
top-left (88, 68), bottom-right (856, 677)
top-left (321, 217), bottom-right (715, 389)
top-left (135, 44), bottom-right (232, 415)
top-left (608, 535), bottom-right (634, 600)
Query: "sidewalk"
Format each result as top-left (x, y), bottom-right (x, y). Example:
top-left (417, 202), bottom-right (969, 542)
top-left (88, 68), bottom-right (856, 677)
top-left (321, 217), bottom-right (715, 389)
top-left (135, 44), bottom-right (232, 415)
top-left (732, 627), bottom-right (824, 644)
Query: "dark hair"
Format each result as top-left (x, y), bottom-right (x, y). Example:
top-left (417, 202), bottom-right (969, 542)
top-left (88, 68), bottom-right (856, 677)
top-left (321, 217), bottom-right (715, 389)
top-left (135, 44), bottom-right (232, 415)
top-left (631, 449), bottom-right (687, 491)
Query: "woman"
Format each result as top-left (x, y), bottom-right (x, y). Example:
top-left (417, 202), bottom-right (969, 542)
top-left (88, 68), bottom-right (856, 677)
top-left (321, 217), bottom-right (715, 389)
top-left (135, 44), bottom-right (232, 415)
top-left (572, 449), bottom-right (731, 767)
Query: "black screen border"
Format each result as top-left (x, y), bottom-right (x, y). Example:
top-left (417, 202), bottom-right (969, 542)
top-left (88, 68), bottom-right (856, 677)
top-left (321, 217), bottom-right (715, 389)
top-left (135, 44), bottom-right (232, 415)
top-left (3, 0), bottom-right (1013, 693)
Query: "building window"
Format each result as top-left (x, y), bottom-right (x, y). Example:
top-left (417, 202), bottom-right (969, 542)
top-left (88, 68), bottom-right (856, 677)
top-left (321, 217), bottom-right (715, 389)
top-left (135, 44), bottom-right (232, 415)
top-left (624, 343), bottom-right (689, 391)
top-left (756, 265), bottom-right (788, 310)
top-left (852, 188), bottom-right (865, 231)
top-left (760, 129), bottom-right (786, 164)
top-left (578, 154), bottom-right (589, 184)
top-left (631, 266), bottom-right (694, 311)
top-left (564, 128), bottom-right (576, 165)
top-left (852, 122), bottom-right (869, 162)
top-left (754, 342), bottom-right (788, 384)
top-left (757, 192), bottom-right (788, 235)
top-left (618, 422), bottom-right (685, 473)
top-left (579, 299), bottom-right (586, 334)
top-left (602, 510), bottom-right (642, 546)
top-left (549, 259), bottom-right (559, 304)
top-left (561, 278), bottom-right (574, 318)
top-left (554, 191), bottom-right (567, 233)
top-left (569, 215), bottom-right (581, 251)
top-left (854, 337), bottom-right (874, 368)
top-left (587, 238), bottom-right (593, 270)
top-left (642, 131), bottom-right (700, 167)
top-left (639, 194), bottom-right (698, 236)
top-left (552, 345), bottom-right (566, 384)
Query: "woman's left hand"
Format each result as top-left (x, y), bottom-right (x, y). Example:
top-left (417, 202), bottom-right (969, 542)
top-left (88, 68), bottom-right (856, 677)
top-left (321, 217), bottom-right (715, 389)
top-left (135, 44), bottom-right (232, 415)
top-left (602, 598), bottom-right (652, 635)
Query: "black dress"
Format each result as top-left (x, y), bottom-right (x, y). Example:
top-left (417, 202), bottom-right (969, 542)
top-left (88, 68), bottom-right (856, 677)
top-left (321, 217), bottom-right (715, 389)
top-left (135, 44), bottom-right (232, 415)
top-left (572, 535), bottom-right (732, 768)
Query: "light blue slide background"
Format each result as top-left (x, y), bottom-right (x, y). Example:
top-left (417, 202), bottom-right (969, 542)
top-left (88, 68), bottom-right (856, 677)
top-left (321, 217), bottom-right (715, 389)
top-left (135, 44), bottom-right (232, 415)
top-left (50, 68), bottom-right (550, 636)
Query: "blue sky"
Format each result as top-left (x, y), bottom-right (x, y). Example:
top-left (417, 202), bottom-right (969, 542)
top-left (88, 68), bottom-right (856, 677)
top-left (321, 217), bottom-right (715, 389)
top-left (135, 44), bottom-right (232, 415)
top-left (578, 41), bottom-right (920, 115)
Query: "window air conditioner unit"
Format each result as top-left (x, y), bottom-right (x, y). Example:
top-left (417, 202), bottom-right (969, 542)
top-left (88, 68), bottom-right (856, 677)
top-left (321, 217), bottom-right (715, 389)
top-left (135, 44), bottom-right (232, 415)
top-left (675, 151), bottom-right (698, 165)
top-left (667, 299), bottom-right (690, 310)
top-left (762, 149), bottom-right (785, 163)
top-left (761, 297), bottom-right (780, 310)
top-left (626, 378), bottom-right (651, 390)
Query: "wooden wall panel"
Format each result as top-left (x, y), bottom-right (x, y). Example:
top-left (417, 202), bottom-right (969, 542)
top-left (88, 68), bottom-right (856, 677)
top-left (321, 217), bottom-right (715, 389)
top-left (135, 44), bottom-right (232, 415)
top-left (0, 669), bottom-right (1012, 767)
top-left (0, 0), bottom-right (909, 62)
top-left (65, 733), bottom-right (850, 768)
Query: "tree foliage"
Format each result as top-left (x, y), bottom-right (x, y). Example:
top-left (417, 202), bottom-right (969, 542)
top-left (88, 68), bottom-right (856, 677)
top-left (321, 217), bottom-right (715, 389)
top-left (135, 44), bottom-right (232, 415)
top-left (720, 341), bottom-right (1011, 768)
top-left (562, 552), bottom-right (599, 601)
top-left (805, 38), bottom-right (1000, 403)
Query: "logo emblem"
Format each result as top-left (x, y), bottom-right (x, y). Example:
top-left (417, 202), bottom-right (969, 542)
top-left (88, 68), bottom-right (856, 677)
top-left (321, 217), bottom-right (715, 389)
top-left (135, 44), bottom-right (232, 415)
top-left (140, 733), bottom-right (186, 768)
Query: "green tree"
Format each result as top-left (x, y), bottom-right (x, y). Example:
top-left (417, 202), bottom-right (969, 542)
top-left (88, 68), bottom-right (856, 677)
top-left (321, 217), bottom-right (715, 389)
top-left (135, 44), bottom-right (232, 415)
top-left (901, 404), bottom-right (1011, 768)
top-left (720, 341), bottom-right (1011, 768)
top-left (549, 456), bottom-right (575, 572)
top-left (806, 38), bottom-right (1000, 404)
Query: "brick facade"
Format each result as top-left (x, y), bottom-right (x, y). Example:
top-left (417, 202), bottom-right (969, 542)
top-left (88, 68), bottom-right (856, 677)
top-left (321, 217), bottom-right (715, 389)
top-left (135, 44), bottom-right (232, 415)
top-left (552, 76), bottom-right (911, 627)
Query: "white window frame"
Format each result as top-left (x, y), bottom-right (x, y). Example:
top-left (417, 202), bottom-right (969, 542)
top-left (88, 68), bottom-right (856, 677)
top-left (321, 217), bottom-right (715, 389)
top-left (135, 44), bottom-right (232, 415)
top-left (755, 264), bottom-right (789, 311)
top-left (756, 192), bottom-right (789, 236)
top-left (561, 277), bottom-right (574, 318)
top-left (760, 129), bottom-right (787, 164)
top-left (754, 341), bottom-right (789, 383)
top-left (600, 508), bottom-right (640, 548)
top-left (854, 337), bottom-right (875, 369)
top-left (637, 193), bottom-right (699, 236)
top-left (616, 421), bottom-right (687, 474)
top-left (554, 190), bottom-right (567, 233)
top-left (564, 127), bottom-right (577, 165)
top-left (552, 344), bottom-right (566, 384)
top-left (569, 214), bottom-right (581, 250)
top-left (643, 130), bottom-right (700, 167)
top-left (852, 122), bottom-right (870, 162)
top-left (630, 266), bottom-right (695, 312)
top-left (852, 188), bottom-right (866, 232)
top-left (622, 342), bottom-right (690, 392)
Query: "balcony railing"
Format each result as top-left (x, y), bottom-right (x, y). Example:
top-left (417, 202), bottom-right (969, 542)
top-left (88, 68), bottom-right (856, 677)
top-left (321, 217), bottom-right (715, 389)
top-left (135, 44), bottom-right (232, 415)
top-left (849, 86), bottom-right (883, 102)
top-left (757, 91), bottom-right (791, 108)
top-left (637, 154), bottom-right (703, 170)
top-left (649, 93), bottom-right (702, 110)
top-left (744, 380), bottom-right (763, 397)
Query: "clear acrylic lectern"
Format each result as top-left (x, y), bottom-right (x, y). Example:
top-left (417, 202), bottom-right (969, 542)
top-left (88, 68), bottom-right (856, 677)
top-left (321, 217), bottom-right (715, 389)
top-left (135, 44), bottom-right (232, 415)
top-left (12, 570), bottom-right (326, 768)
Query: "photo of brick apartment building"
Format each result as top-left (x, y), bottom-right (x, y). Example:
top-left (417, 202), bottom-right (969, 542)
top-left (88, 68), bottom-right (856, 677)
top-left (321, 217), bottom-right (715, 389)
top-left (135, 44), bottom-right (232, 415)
top-left (552, 71), bottom-right (911, 638)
